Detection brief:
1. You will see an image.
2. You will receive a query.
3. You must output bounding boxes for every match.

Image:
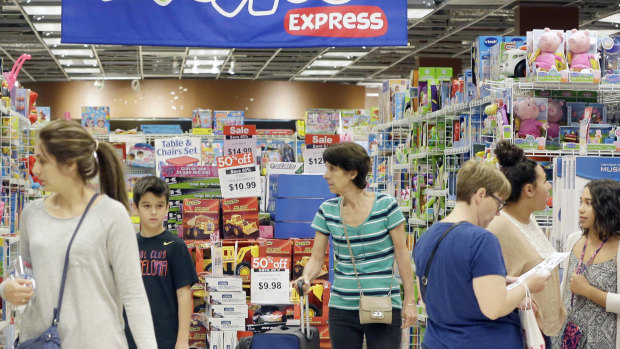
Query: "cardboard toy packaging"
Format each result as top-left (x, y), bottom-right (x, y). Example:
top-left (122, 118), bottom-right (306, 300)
top-left (292, 239), bottom-right (329, 281)
top-left (189, 313), bottom-right (208, 348)
top-left (221, 197), bottom-right (259, 239)
top-left (213, 111), bottom-right (244, 135)
top-left (182, 199), bottom-right (220, 241)
top-left (292, 280), bottom-right (330, 325)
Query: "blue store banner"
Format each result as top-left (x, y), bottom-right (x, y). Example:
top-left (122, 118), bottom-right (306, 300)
top-left (61, 0), bottom-right (407, 48)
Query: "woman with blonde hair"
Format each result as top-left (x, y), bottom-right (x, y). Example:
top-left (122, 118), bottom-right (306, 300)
top-left (0, 120), bottom-right (156, 348)
top-left (413, 159), bottom-right (549, 349)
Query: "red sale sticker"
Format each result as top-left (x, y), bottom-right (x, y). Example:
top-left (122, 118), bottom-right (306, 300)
top-left (217, 153), bottom-right (255, 169)
top-left (224, 125), bottom-right (256, 136)
top-left (284, 6), bottom-right (388, 38)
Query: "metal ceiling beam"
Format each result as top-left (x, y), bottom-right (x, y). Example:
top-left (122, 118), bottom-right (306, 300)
top-left (369, 0), bottom-right (517, 79)
top-left (408, 0), bottom-right (451, 30)
top-left (138, 46), bottom-right (144, 79)
top-left (254, 48), bottom-right (281, 80)
top-left (580, 8), bottom-right (620, 27)
top-left (11, 0), bottom-right (69, 81)
top-left (91, 45), bottom-right (105, 79)
top-left (288, 47), bottom-right (331, 81)
top-left (216, 48), bottom-right (235, 80)
top-left (0, 46), bottom-right (36, 81)
top-left (178, 47), bottom-right (189, 80)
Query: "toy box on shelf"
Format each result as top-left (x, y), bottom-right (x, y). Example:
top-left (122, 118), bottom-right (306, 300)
top-left (341, 109), bottom-right (379, 131)
top-left (291, 280), bottom-right (330, 326)
top-left (472, 36), bottom-right (501, 97)
top-left (565, 29), bottom-right (601, 83)
top-left (513, 97), bottom-right (548, 150)
top-left (379, 79), bottom-right (410, 122)
top-left (490, 36), bottom-right (527, 81)
top-left (305, 109), bottom-right (339, 135)
top-left (221, 197), bottom-right (259, 240)
top-left (291, 238), bottom-right (330, 282)
top-left (191, 108), bottom-right (213, 134)
top-left (527, 28), bottom-right (569, 83)
top-left (602, 36), bottom-right (620, 84)
top-left (182, 199), bottom-right (220, 241)
top-left (213, 110), bottom-right (244, 135)
top-left (81, 106), bottom-right (110, 135)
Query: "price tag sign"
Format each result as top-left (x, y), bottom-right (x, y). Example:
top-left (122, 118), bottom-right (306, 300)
top-left (224, 125), bottom-right (257, 159)
top-left (303, 134), bottom-right (340, 174)
top-left (217, 152), bottom-right (261, 198)
top-left (251, 256), bottom-right (290, 304)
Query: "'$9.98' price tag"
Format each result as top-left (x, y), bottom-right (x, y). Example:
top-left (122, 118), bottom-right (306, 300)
top-left (250, 256), bottom-right (290, 304)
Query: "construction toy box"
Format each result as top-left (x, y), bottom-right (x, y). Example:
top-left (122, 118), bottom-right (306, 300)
top-left (257, 238), bottom-right (293, 265)
top-left (213, 110), bottom-right (244, 135)
top-left (246, 303), bottom-right (295, 326)
top-left (292, 239), bottom-right (330, 281)
top-left (189, 314), bottom-right (208, 348)
top-left (170, 188), bottom-right (223, 208)
top-left (194, 240), bottom-right (259, 283)
top-left (221, 197), bottom-right (259, 240)
top-left (317, 325), bottom-right (330, 349)
top-left (182, 199), bottom-right (220, 241)
top-left (292, 280), bottom-right (330, 325)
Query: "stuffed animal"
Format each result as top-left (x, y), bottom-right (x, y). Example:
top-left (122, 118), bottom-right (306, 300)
top-left (567, 29), bottom-right (600, 72)
top-left (514, 97), bottom-right (549, 138)
top-left (531, 28), bottom-right (565, 71)
top-left (546, 99), bottom-right (565, 140)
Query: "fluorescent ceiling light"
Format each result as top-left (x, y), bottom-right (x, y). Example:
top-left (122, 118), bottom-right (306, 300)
top-left (33, 22), bottom-right (61, 32)
top-left (357, 82), bottom-right (384, 87)
top-left (42, 37), bottom-right (62, 45)
top-left (65, 68), bottom-right (101, 74)
top-left (70, 75), bottom-right (140, 81)
top-left (407, 8), bottom-right (433, 19)
top-left (183, 68), bottom-right (218, 74)
top-left (310, 60), bottom-right (352, 67)
top-left (59, 59), bottom-right (98, 66)
top-left (346, 65), bottom-right (384, 70)
top-left (23, 5), bottom-right (61, 15)
top-left (598, 13), bottom-right (620, 23)
top-left (187, 49), bottom-right (231, 56)
top-left (299, 69), bottom-right (339, 76)
top-left (366, 93), bottom-right (379, 97)
top-left (323, 51), bottom-right (367, 58)
top-left (51, 49), bottom-right (93, 56)
top-left (184, 59), bottom-right (225, 66)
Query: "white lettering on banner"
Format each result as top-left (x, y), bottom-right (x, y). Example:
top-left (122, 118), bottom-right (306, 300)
top-left (287, 10), bottom-right (384, 32)
top-left (104, 0), bottom-right (353, 16)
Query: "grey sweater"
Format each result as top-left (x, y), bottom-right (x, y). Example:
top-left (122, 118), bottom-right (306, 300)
top-left (0, 196), bottom-right (157, 348)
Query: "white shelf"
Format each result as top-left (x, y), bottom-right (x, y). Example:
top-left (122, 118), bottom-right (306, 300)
top-left (446, 200), bottom-right (456, 208)
top-left (518, 81), bottom-right (620, 92)
top-left (408, 218), bottom-right (429, 226)
top-left (520, 148), bottom-right (620, 157)
top-left (445, 145), bottom-right (471, 155)
top-left (409, 152), bottom-right (428, 160)
top-left (400, 206), bottom-right (411, 213)
top-left (392, 163), bottom-right (409, 171)
top-left (469, 95), bottom-right (494, 107)
top-left (426, 189), bottom-right (448, 197)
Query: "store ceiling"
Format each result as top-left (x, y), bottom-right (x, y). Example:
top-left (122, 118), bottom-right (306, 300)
top-left (0, 0), bottom-right (619, 85)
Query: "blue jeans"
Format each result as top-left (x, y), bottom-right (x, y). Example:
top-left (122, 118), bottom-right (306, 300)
top-left (328, 307), bottom-right (402, 349)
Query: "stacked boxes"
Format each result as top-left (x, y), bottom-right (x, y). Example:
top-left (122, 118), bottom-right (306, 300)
top-left (182, 199), bottom-right (220, 241)
top-left (207, 276), bottom-right (246, 349)
top-left (268, 174), bottom-right (334, 239)
top-left (221, 198), bottom-right (259, 240)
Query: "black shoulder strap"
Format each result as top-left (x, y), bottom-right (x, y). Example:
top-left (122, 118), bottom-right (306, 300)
top-left (52, 193), bottom-right (99, 325)
top-left (419, 221), bottom-right (465, 301)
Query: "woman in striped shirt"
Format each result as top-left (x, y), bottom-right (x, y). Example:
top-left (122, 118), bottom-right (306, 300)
top-left (299, 142), bottom-right (416, 349)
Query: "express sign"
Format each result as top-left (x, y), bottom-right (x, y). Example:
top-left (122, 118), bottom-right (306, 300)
top-left (61, 0), bottom-right (406, 48)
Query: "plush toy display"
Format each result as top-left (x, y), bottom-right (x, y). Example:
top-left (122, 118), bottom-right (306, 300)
top-left (567, 29), bottom-right (600, 72)
top-left (546, 99), bottom-right (565, 140)
top-left (531, 28), bottom-right (565, 71)
top-left (514, 97), bottom-right (549, 138)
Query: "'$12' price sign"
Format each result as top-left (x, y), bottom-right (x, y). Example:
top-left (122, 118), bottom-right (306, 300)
top-left (250, 256), bottom-right (290, 303)
top-left (303, 134), bottom-right (340, 174)
top-left (217, 152), bottom-right (261, 199)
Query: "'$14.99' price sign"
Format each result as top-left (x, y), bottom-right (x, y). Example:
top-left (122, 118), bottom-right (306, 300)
top-left (250, 256), bottom-right (290, 303)
top-left (217, 152), bottom-right (261, 199)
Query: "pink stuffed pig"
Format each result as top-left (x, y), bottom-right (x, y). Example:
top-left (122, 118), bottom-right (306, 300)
top-left (533, 28), bottom-right (565, 71)
top-left (568, 29), bottom-right (599, 72)
top-left (546, 99), bottom-right (565, 140)
top-left (514, 97), bottom-right (549, 138)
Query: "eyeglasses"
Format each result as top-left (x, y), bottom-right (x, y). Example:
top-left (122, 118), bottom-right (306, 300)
top-left (489, 193), bottom-right (506, 212)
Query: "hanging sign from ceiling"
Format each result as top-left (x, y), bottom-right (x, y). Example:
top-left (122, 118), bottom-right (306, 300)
top-left (61, 0), bottom-right (406, 48)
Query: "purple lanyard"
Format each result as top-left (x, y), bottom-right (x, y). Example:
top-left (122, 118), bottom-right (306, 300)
top-left (571, 236), bottom-right (607, 307)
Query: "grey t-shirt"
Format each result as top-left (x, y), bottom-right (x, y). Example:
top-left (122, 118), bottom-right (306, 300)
top-left (1, 196), bottom-right (157, 348)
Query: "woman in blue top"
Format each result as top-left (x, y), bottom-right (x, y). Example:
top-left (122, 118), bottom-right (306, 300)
top-left (298, 142), bottom-right (416, 349)
top-left (413, 159), bottom-right (550, 349)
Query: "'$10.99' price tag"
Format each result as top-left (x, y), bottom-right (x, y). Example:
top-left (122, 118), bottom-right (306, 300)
top-left (250, 256), bottom-right (290, 304)
top-left (217, 152), bottom-right (261, 199)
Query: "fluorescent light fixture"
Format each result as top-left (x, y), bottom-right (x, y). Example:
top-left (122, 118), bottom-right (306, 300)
top-left (42, 37), bottom-right (62, 46)
top-left (310, 60), bottom-right (352, 67)
top-left (65, 68), bottom-right (101, 74)
top-left (23, 5), bottom-right (61, 15)
top-left (70, 75), bottom-right (140, 80)
top-left (59, 59), bottom-right (98, 66)
top-left (51, 49), bottom-right (93, 56)
top-left (407, 8), bottom-right (433, 19)
top-left (357, 82), bottom-right (384, 87)
top-left (599, 13), bottom-right (620, 24)
top-left (366, 93), bottom-right (379, 97)
top-left (185, 59), bottom-right (225, 66)
top-left (187, 49), bottom-right (231, 56)
top-left (183, 68), bottom-right (218, 74)
top-left (323, 51), bottom-right (368, 58)
top-left (299, 69), bottom-right (339, 76)
top-left (33, 22), bottom-right (61, 32)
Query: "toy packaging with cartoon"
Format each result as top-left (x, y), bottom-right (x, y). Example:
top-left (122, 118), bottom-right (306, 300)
top-left (213, 110), bottom-right (244, 135)
top-left (126, 143), bottom-right (155, 168)
top-left (305, 109), bottom-right (340, 135)
top-left (527, 28), bottom-right (568, 82)
top-left (35, 106), bottom-right (50, 125)
top-left (81, 106), bottom-right (110, 135)
top-left (514, 97), bottom-right (549, 139)
top-left (192, 108), bottom-right (213, 130)
top-left (182, 198), bottom-right (220, 241)
top-left (565, 29), bottom-right (601, 83)
top-left (221, 197), bottom-right (259, 240)
top-left (602, 36), bottom-right (620, 84)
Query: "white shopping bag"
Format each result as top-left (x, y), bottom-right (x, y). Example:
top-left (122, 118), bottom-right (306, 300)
top-left (519, 285), bottom-right (545, 349)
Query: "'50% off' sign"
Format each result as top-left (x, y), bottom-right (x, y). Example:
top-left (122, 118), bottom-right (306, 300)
top-left (303, 134), bottom-right (340, 174)
top-left (217, 152), bottom-right (261, 199)
top-left (250, 256), bottom-right (290, 303)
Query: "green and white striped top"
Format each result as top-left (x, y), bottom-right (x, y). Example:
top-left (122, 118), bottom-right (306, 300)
top-left (311, 193), bottom-right (406, 310)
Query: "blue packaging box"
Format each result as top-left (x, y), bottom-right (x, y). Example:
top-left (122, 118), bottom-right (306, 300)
top-left (268, 198), bottom-right (326, 221)
top-left (269, 174), bottom-right (334, 199)
top-left (274, 221), bottom-right (315, 239)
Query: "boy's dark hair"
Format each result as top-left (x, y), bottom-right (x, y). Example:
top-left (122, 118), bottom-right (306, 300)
top-left (583, 179), bottom-right (620, 241)
top-left (495, 140), bottom-right (539, 203)
top-left (323, 142), bottom-right (370, 189)
top-left (133, 176), bottom-right (170, 205)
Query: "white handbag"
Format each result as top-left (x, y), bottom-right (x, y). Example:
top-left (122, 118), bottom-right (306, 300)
top-left (518, 283), bottom-right (545, 349)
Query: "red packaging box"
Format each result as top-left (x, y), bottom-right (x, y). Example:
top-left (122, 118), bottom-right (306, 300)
top-left (182, 199), bottom-right (220, 240)
top-left (317, 325), bottom-right (330, 348)
top-left (292, 238), bottom-right (330, 281)
top-left (246, 303), bottom-right (295, 326)
top-left (293, 280), bottom-right (330, 325)
top-left (222, 197), bottom-right (260, 239)
top-left (189, 313), bottom-right (208, 348)
top-left (258, 238), bottom-right (293, 263)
